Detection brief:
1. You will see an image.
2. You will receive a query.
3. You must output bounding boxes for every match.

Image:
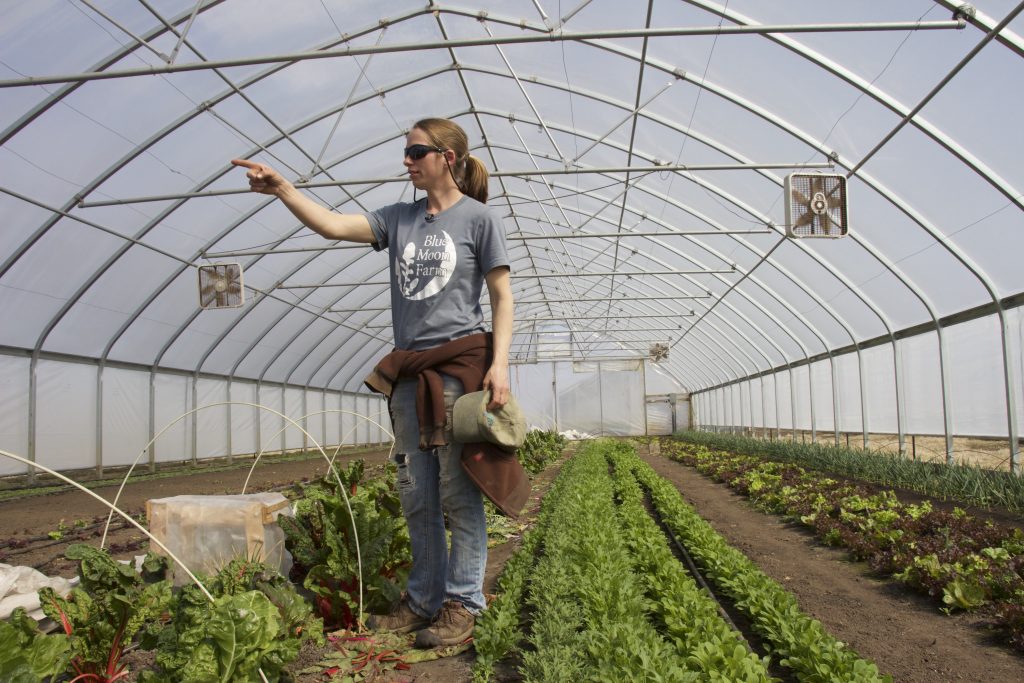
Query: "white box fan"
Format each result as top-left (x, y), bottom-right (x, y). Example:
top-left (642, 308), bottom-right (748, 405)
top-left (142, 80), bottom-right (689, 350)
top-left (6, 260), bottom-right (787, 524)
top-left (784, 173), bottom-right (848, 238)
top-left (198, 263), bottom-right (244, 309)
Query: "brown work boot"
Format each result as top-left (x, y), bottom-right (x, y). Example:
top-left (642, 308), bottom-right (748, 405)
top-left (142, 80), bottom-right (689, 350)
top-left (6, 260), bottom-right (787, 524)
top-left (414, 600), bottom-right (476, 648)
top-left (366, 594), bottom-right (430, 634)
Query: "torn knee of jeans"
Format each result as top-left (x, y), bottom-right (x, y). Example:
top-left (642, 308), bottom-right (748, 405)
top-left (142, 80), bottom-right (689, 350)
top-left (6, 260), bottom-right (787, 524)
top-left (393, 453), bottom-right (414, 490)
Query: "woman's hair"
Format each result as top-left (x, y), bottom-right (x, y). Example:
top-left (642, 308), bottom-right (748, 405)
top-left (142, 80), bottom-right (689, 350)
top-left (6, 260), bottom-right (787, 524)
top-left (413, 118), bottom-right (489, 204)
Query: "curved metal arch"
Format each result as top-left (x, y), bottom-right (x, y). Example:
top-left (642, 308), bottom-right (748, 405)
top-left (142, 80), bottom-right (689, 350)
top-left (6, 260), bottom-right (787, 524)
top-left (20, 64), bottom-right (454, 377)
top-left (8, 46), bottom-right (917, 378)
top-left (0, 0), bottom-right (229, 147)
top-left (501, 161), bottom-right (858, 442)
top-left (461, 67), bottom-right (926, 446)
top-left (516, 8), bottom-right (1016, 456)
top-left (673, 1), bottom-right (1018, 460)
top-left (497, 187), bottom-right (789, 382)
top-left (247, 255), bottom-right (392, 385)
top-left (935, 0), bottom-right (1024, 58)
top-left (464, 187), bottom-right (800, 398)
top-left (0, 5), bottom-right (432, 282)
top-left (8, 5), bottom-right (1015, 358)
top-left (12, 5), bottom-right (1011, 456)
top-left (89, 65), bottom-right (457, 374)
top-left (456, 75), bottom-right (906, 333)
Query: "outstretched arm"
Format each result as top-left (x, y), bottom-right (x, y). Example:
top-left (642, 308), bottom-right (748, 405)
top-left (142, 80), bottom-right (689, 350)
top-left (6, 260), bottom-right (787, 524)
top-left (482, 266), bottom-right (513, 409)
top-left (231, 159), bottom-right (376, 243)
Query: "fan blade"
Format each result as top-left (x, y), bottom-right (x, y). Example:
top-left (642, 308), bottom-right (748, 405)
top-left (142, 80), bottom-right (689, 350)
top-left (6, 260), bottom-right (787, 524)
top-left (818, 211), bottom-right (833, 233)
top-left (791, 189), bottom-right (810, 206)
top-left (793, 211), bottom-right (815, 228)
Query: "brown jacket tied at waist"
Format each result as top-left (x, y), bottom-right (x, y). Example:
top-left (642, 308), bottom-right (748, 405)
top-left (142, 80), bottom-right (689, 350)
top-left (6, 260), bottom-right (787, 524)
top-left (364, 331), bottom-right (530, 518)
top-left (363, 332), bottom-right (492, 450)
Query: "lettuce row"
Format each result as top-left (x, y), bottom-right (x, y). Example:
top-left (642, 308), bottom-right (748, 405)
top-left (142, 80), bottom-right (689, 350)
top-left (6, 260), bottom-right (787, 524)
top-left (519, 442), bottom-right (692, 682)
top-left (604, 442), bottom-right (773, 681)
top-left (631, 449), bottom-right (891, 683)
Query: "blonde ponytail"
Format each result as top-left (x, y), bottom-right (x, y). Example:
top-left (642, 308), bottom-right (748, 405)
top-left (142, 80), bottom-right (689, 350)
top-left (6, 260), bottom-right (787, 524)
top-left (461, 154), bottom-right (489, 204)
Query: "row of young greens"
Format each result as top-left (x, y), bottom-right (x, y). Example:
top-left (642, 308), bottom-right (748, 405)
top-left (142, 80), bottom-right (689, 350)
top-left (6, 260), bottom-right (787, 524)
top-left (663, 439), bottom-right (1024, 652)
top-left (473, 439), bottom-right (890, 682)
top-left (0, 545), bottom-right (323, 683)
top-left (674, 431), bottom-right (1024, 513)
top-left (631, 446), bottom-right (891, 682)
top-left (604, 443), bottom-right (773, 681)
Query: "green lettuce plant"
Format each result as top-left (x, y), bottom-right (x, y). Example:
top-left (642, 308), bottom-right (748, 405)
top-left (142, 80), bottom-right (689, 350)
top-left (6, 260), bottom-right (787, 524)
top-left (140, 557), bottom-right (323, 683)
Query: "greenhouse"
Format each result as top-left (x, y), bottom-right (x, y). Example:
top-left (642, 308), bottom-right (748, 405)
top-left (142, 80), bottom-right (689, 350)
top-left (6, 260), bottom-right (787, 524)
top-left (1, 1), bottom-right (1023, 681)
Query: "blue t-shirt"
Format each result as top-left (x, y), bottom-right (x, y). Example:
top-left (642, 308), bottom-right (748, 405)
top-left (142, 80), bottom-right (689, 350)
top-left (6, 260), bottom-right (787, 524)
top-left (365, 195), bottom-right (510, 351)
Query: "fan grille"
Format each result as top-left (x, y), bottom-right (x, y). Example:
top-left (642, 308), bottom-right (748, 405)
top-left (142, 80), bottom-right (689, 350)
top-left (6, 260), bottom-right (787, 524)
top-left (198, 263), bottom-right (244, 309)
top-left (785, 173), bottom-right (848, 238)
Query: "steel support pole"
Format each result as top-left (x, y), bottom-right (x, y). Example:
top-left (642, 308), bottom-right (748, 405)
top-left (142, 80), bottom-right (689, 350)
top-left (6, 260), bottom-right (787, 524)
top-left (894, 340), bottom-right (907, 455)
top-left (227, 379), bottom-right (233, 462)
top-left (149, 369), bottom-right (157, 472)
top-left (191, 374), bottom-right (198, 465)
top-left (251, 383), bottom-right (260, 456)
top-left (997, 310), bottom-right (1021, 473)
top-left (774, 372), bottom-right (781, 440)
top-left (831, 356), bottom-right (841, 446)
top-left (937, 329), bottom-right (955, 464)
top-left (857, 349), bottom-right (869, 450)
top-left (790, 367), bottom-right (798, 442)
top-left (280, 384), bottom-right (287, 455)
top-left (96, 363), bottom-right (104, 477)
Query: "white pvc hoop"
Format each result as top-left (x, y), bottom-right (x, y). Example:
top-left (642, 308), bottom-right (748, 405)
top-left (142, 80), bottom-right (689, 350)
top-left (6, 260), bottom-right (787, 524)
top-left (240, 408), bottom-right (394, 493)
top-left (98, 401), bottom-right (368, 626)
top-left (0, 449), bottom-right (214, 602)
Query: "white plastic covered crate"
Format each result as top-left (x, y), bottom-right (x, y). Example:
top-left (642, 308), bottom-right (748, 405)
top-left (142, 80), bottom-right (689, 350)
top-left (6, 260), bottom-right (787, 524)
top-left (146, 493), bottom-right (293, 585)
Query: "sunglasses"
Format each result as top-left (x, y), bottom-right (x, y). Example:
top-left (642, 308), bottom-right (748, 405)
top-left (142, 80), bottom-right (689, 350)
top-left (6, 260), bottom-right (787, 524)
top-left (404, 144), bottom-right (446, 161)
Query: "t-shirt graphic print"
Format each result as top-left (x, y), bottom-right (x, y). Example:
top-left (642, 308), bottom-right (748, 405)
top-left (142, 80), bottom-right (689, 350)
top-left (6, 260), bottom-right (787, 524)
top-left (399, 230), bottom-right (456, 300)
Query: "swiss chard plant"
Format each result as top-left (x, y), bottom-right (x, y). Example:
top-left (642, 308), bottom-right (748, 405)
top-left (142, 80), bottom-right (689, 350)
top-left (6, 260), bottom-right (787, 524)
top-left (0, 607), bottom-right (71, 683)
top-left (39, 544), bottom-right (171, 683)
top-left (139, 556), bottom-right (323, 683)
top-left (279, 459), bottom-right (411, 629)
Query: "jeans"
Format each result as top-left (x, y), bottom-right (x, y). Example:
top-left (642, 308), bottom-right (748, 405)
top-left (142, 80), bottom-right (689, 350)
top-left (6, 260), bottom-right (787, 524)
top-left (389, 375), bottom-right (487, 617)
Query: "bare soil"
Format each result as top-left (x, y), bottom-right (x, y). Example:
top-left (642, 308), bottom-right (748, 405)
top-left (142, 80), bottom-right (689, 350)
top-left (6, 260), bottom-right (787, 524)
top-left (2, 442), bottom-right (1022, 681)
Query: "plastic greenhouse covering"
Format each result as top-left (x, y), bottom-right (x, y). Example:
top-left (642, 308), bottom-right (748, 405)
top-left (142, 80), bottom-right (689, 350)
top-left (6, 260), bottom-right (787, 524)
top-left (1, 0), bottom-right (1023, 478)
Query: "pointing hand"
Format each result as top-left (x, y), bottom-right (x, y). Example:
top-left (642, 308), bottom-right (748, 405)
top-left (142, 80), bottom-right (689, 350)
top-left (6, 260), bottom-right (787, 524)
top-left (231, 158), bottom-right (288, 195)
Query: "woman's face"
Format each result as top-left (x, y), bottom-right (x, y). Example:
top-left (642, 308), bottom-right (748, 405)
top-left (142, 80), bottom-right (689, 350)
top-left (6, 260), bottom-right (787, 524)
top-left (404, 127), bottom-right (453, 191)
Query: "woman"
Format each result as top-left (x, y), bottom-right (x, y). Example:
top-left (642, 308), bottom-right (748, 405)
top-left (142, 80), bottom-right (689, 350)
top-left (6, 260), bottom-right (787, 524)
top-left (232, 117), bottom-right (512, 648)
